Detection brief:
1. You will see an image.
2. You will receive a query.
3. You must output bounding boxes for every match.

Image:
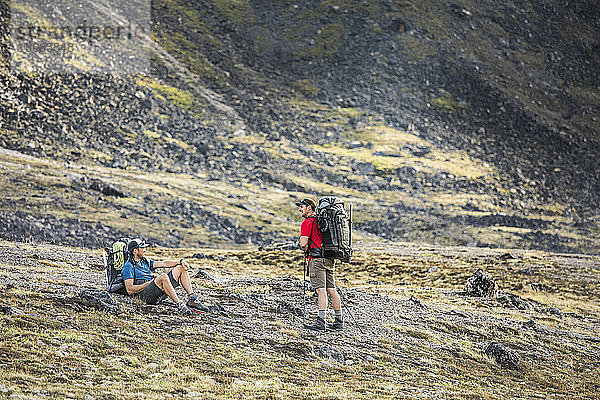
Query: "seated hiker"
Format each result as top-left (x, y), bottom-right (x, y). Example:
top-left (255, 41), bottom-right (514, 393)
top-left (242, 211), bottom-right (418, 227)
top-left (122, 238), bottom-right (206, 315)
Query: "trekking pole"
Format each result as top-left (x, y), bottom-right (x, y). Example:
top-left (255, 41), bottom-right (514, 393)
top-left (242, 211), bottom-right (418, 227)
top-left (339, 202), bottom-right (363, 333)
top-left (337, 283), bottom-right (364, 334)
top-left (302, 253), bottom-right (307, 326)
top-left (349, 202), bottom-right (353, 250)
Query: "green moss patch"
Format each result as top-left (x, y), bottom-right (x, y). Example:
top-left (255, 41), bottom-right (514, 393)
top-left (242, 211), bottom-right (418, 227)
top-left (137, 78), bottom-right (207, 118)
top-left (299, 22), bottom-right (345, 59)
top-left (397, 35), bottom-right (437, 61)
top-left (430, 90), bottom-right (467, 112)
top-left (291, 79), bottom-right (321, 96)
top-left (157, 32), bottom-right (216, 78)
top-left (212, 0), bottom-right (255, 26)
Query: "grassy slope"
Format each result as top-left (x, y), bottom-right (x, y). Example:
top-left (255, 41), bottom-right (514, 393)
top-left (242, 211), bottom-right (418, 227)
top-left (2, 121), bottom-right (598, 252)
top-left (1, 0), bottom-right (599, 252)
top-left (1, 241), bottom-right (599, 399)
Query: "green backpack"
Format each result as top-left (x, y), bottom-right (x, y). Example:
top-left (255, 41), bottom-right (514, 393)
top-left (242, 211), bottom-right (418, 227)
top-left (103, 238), bottom-right (133, 295)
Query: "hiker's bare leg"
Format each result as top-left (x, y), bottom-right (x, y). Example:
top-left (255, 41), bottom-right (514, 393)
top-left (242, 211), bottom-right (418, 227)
top-left (156, 273), bottom-right (179, 302)
top-left (171, 265), bottom-right (193, 295)
top-left (316, 288), bottom-right (328, 310)
top-left (327, 287), bottom-right (341, 310)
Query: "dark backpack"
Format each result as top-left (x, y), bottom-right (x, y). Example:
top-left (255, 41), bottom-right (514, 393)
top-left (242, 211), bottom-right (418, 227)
top-left (315, 196), bottom-right (352, 263)
top-left (103, 238), bottom-right (133, 295)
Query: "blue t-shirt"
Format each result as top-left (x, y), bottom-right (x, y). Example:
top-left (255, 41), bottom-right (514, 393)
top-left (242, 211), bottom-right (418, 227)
top-left (122, 258), bottom-right (155, 283)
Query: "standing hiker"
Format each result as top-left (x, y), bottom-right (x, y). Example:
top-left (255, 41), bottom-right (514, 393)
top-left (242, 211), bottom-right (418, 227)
top-left (122, 238), bottom-right (207, 315)
top-left (296, 198), bottom-right (343, 331)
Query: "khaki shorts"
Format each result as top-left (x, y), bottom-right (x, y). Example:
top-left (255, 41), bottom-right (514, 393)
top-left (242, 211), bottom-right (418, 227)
top-left (309, 258), bottom-right (336, 289)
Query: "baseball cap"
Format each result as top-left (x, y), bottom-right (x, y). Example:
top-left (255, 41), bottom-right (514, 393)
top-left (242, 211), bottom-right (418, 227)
top-left (128, 238), bottom-right (150, 253)
top-left (294, 197), bottom-right (316, 210)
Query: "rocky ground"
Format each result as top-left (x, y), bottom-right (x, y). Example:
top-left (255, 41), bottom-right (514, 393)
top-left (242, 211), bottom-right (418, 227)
top-left (1, 240), bottom-right (599, 399)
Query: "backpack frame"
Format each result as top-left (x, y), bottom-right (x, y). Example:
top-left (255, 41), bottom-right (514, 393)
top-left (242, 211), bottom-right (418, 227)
top-left (103, 238), bottom-right (133, 295)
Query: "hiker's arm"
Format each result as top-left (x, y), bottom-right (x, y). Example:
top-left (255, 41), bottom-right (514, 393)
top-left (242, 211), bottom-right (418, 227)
top-left (124, 278), bottom-right (151, 295)
top-left (153, 259), bottom-right (189, 270)
top-left (299, 236), bottom-right (309, 252)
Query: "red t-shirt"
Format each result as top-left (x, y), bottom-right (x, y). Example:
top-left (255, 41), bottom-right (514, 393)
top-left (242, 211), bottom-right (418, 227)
top-left (300, 215), bottom-right (322, 255)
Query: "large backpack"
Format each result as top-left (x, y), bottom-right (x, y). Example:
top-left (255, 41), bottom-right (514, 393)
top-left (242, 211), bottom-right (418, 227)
top-left (103, 238), bottom-right (133, 295)
top-left (315, 196), bottom-right (352, 263)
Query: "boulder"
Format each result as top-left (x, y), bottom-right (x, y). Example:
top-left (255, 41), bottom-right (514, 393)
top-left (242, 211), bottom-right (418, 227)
top-left (407, 295), bottom-right (425, 308)
top-left (496, 290), bottom-right (533, 310)
top-left (80, 289), bottom-right (120, 315)
top-left (464, 269), bottom-right (496, 297)
top-left (194, 268), bottom-right (219, 282)
top-left (258, 241), bottom-right (297, 251)
top-left (313, 345), bottom-right (345, 364)
top-left (484, 341), bottom-right (519, 370)
top-left (0, 305), bottom-right (25, 315)
top-left (88, 178), bottom-right (126, 197)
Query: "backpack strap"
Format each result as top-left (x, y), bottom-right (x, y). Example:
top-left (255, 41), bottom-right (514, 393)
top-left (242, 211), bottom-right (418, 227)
top-left (126, 253), bottom-right (139, 284)
top-left (130, 257), bottom-right (152, 284)
top-left (304, 215), bottom-right (322, 258)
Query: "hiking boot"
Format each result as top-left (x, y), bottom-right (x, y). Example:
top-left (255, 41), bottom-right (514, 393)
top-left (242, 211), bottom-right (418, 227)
top-left (304, 317), bottom-right (326, 331)
top-left (327, 317), bottom-right (343, 331)
top-left (187, 298), bottom-right (209, 312)
top-left (178, 304), bottom-right (193, 316)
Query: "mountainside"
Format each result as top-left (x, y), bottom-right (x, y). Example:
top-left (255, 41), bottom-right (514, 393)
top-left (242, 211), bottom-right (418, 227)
top-left (1, 0), bottom-right (600, 253)
top-left (1, 241), bottom-right (599, 399)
